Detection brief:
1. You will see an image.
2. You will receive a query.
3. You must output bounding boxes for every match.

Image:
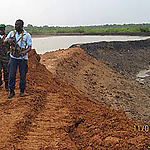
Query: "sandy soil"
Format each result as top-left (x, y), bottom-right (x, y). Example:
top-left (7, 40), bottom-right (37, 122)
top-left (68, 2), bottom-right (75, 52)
top-left (0, 49), bottom-right (149, 149)
top-left (41, 47), bottom-right (150, 123)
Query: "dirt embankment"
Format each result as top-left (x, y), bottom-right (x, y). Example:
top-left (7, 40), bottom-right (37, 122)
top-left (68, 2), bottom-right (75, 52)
top-left (41, 47), bottom-right (150, 123)
top-left (0, 49), bottom-right (149, 149)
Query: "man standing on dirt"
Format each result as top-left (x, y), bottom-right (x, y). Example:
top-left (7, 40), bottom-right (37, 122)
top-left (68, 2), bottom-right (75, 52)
top-left (0, 24), bottom-right (9, 91)
top-left (5, 19), bottom-right (32, 98)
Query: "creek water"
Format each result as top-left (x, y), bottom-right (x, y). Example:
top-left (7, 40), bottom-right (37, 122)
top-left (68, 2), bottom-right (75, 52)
top-left (32, 35), bottom-right (150, 54)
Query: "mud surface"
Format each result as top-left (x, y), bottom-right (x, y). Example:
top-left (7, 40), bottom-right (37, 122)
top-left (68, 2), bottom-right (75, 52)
top-left (0, 49), bottom-right (149, 149)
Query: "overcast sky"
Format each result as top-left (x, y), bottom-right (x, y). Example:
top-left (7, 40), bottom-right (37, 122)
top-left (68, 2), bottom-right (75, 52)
top-left (1, 0), bottom-right (150, 26)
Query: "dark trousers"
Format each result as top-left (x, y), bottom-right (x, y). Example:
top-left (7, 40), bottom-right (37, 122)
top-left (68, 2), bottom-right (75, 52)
top-left (0, 60), bottom-right (9, 85)
top-left (8, 57), bottom-right (28, 91)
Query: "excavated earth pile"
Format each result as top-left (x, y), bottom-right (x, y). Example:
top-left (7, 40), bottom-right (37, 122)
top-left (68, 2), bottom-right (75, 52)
top-left (0, 49), bottom-right (149, 149)
top-left (41, 47), bottom-right (150, 123)
top-left (78, 39), bottom-right (150, 84)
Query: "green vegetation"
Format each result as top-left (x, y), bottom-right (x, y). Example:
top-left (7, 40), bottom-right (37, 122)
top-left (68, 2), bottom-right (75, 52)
top-left (5, 23), bottom-right (150, 35)
top-left (105, 45), bottom-right (115, 50)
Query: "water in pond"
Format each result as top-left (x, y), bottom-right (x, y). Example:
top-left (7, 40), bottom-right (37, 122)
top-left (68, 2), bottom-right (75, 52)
top-left (32, 35), bottom-right (150, 54)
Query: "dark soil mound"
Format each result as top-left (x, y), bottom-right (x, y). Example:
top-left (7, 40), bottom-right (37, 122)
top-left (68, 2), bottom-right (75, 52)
top-left (77, 39), bottom-right (150, 85)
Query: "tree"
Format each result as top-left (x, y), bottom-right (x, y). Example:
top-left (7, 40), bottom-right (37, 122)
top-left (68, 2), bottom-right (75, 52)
top-left (139, 26), bottom-right (149, 32)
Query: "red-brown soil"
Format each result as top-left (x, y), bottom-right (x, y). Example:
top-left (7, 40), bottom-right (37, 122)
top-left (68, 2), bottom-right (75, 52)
top-left (41, 47), bottom-right (150, 123)
top-left (0, 49), bottom-right (149, 149)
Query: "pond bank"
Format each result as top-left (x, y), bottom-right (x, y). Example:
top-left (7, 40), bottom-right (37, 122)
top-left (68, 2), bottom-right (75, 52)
top-left (31, 32), bottom-right (150, 38)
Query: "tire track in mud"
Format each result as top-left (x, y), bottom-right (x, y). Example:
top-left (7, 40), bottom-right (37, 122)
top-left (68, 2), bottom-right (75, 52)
top-left (16, 93), bottom-right (78, 150)
top-left (10, 94), bottom-right (46, 149)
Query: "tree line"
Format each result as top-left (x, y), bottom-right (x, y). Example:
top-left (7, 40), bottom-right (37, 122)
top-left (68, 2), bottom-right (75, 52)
top-left (5, 23), bottom-right (150, 35)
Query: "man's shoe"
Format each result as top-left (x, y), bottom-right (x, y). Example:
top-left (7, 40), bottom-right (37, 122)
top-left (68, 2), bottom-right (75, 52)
top-left (20, 92), bottom-right (26, 97)
top-left (6, 87), bottom-right (9, 92)
top-left (8, 90), bottom-right (15, 99)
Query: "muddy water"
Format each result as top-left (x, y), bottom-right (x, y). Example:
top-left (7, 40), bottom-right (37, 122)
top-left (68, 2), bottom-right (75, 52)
top-left (136, 67), bottom-right (150, 78)
top-left (32, 35), bottom-right (149, 54)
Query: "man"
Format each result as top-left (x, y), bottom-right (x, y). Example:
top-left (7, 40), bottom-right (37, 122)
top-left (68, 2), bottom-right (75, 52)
top-left (5, 19), bottom-right (32, 98)
top-left (0, 24), bottom-right (9, 91)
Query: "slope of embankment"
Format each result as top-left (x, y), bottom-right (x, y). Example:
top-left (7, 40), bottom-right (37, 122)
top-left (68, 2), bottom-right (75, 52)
top-left (0, 49), bottom-right (149, 149)
top-left (41, 46), bottom-right (150, 123)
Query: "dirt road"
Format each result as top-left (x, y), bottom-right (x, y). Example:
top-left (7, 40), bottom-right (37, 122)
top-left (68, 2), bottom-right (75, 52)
top-left (0, 49), bottom-right (149, 149)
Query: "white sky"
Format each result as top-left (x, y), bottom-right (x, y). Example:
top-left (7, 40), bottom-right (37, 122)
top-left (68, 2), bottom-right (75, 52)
top-left (1, 0), bottom-right (150, 26)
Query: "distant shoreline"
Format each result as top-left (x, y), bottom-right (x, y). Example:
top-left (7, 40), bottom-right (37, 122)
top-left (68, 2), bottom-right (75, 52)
top-left (31, 32), bottom-right (150, 38)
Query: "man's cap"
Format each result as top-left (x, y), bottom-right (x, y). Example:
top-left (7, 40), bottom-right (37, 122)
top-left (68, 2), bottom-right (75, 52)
top-left (0, 24), bottom-right (5, 28)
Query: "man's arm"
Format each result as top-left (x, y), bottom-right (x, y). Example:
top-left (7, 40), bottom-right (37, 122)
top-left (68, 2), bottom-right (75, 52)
top-left (19, 32), bottom-right (32, 57)
top-left (4, 38), bottom-right (15, 44)
top-left (4, 31), bottom-right (15, 44)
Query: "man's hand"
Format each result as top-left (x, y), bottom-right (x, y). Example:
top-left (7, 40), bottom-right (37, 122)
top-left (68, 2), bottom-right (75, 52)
top-left (5, 38), bottom-right (15, 44)
top-left (19, 46), bottom-right (31, 57)
top-left (19, 49), bottom-right (28, 57)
